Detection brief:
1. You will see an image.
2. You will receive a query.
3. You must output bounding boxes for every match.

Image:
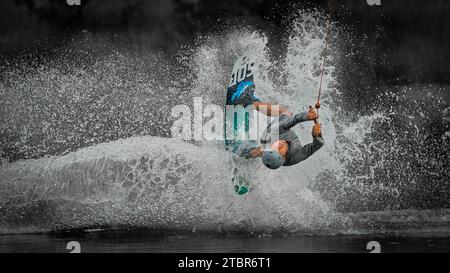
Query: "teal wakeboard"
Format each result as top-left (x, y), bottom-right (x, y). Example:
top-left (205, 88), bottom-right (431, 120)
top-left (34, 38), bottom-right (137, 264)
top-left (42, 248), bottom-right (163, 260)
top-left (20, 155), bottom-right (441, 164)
top-left (224, 52), bottom-right (258, 195)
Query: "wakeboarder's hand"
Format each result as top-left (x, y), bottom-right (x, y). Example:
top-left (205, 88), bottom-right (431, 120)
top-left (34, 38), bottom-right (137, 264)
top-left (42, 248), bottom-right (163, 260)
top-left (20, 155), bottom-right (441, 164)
top-left (312, 123), bottom-right (322, 137)
top-left (307, 106), bottom-right (318, 121)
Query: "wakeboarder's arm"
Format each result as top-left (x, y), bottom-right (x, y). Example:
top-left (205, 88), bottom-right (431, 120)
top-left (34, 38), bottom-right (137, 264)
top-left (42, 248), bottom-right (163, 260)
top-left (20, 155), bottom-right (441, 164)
top-left (249, 146), bottom-right (264, 158)
top-left (278, 112), bottom-right (309, 130)
top-left (285, 124), bottom-right (324, 165)
top-left (238, 145), bottom-right (263, 159)
top-left (287, 137), bottom-right (324, 164)
top-left (278, 106), bottom-right (318, 130)
top-left (253, 102), bottom-right (293, 117)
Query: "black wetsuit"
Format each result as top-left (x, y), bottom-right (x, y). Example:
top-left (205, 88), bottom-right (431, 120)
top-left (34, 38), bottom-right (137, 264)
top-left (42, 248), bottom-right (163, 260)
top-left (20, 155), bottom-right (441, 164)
top-left (258, 112), bottom-right (324, 166)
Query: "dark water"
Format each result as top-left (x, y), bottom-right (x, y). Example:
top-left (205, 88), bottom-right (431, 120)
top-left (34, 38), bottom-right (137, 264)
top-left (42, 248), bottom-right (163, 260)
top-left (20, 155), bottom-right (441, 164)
top-left (1, 231), bottom-right (449, 253)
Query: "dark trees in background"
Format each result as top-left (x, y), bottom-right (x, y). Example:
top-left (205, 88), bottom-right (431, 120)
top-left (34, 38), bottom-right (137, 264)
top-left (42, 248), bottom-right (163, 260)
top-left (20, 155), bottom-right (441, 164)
top-left (1, 0), bottom-right (449, 83)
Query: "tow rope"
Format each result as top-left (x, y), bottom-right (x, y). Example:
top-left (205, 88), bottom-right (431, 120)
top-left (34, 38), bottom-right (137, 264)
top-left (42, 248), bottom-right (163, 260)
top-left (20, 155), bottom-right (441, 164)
top-left (313, 0), bottom-right (335, 124)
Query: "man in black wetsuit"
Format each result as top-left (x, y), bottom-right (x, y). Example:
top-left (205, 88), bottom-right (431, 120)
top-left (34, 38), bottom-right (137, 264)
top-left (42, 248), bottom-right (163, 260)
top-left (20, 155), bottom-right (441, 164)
top-left (235, 82), bottom-right (324, 169)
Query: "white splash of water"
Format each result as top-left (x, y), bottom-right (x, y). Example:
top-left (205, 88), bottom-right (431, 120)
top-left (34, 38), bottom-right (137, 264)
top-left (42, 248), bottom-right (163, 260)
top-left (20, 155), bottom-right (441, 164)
top-left (3, 10), bottom-right (447, 235)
